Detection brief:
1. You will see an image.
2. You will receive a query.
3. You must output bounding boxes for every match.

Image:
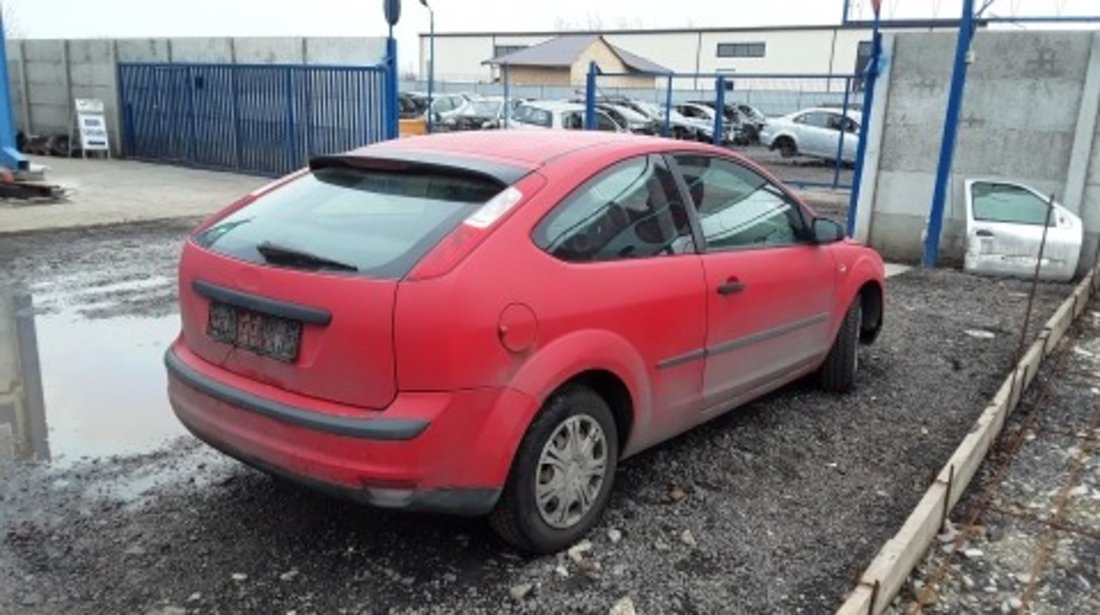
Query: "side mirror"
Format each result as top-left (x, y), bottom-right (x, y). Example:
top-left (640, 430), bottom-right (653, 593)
top-left (431, 112), bottom-right (443, 124)
top-left (812, 218), bottom-right (845, 244)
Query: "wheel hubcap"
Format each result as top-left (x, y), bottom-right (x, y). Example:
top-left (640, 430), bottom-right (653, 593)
top-left (534, 415), bottom-right (608, 529)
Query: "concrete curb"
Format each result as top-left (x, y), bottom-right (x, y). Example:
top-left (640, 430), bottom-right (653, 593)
top-left (836, 266), bottom-right (1099, 615)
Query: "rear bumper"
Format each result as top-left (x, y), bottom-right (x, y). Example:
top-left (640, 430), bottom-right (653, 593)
top-left (165, 343), bottom-right (539, 516)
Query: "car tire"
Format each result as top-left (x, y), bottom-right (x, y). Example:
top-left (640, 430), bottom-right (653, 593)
top-left (777, 137), bottom-right (797, 158)
top-left (819, 299), bottom-right (861, 393)
top-left (488, 384), bottom-right (619, 554)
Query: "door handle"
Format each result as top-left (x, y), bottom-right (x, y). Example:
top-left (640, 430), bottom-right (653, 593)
top-left (976, 229), bottom-right (994, 237)
top-left (717, 278), bottom-right (746, 295)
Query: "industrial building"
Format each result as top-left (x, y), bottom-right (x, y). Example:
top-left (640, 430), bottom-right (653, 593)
top-left (419, 22), bottom-right (955, 87)
top-left (484, 34), bottom-right (667, 88)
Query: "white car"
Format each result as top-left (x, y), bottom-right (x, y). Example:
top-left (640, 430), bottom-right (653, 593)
top-left (760, 107), bottom-right (860, 163)
top-left (508, 101), bottom-right (623, 132)
top-left (963, 179), bottom-right (1082, 282)
top-left (426, 93), bottom-right (472, 122)
top-left (633, 101), bottom-right (713, 142)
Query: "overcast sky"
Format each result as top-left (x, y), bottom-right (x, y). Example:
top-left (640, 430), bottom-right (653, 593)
top-left (4, 0), bottom-right (1096, 73)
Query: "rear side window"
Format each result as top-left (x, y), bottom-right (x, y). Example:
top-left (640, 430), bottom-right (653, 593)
top-left (532, 155), bottom-right (695, 262)
top-left (194, 167), bottom-right (503, 278)
top-left (796, 112), bottom-right (830, 128)
top-left (971, 182), bottom-right (1053, 226)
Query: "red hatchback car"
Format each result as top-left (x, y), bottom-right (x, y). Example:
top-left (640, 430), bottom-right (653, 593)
top-left (166, 131), bottom-right (884, 552)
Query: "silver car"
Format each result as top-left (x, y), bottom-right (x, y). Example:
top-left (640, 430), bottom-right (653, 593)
top-left (760, 107), bottom-right (860, 164)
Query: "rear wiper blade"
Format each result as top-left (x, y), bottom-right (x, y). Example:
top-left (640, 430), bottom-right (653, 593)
top-left (256, 242), bottom-right (359, 272)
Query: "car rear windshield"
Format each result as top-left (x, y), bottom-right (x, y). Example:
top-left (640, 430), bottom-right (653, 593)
top-left (193, 167), bottom-right (504, 278)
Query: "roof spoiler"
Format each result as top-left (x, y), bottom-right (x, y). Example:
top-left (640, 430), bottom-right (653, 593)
top-left (309, 150), bottom-right (530, 186)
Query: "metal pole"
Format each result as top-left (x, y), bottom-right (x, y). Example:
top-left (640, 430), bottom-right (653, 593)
top-left (0, 11), bottom-right (31, 170)
top-left (16, 40), bottom-right (31, 139)
top-left (502, 63), bottom-right (509, 127)
top-left (831, 77), bottom-right (853, 189)
top-left (1014, 194), bottom-right (1056, 364)
top-left (664, 73), bottom-right (673, 138)
top-left (584, 61), bottom-right (597, 131)
top-left (713, 76), bottom-right (725, 146)
top-left (847, 12), bottom-right (883, 237)
top-left (386, 29), bottom-right (399, 140)
top-left (426, 8), bottom-right (435, 133)
top-left (923, 0), bottom-right (977, 268)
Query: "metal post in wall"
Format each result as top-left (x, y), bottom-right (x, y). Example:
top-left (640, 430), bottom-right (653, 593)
top-left (17, 40), bottom-right (31, 138)
top-left (61, 40), bottom-right (76, 157)
top-left (923, 0), bottom-right (977, 268)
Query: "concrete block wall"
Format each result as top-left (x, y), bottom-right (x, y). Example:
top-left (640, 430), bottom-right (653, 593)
top-left (860, 30), bottom-right (1100, 268)
top-left (8, 36), bottom-right (386, 157)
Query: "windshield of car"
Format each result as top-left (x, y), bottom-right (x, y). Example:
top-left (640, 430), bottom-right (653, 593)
top-left (611, 105), bottom-right (648, 124)
top-left (513, 105), bottom-right (553, 127)
top-left (194, 168), bottom-right (504, 278)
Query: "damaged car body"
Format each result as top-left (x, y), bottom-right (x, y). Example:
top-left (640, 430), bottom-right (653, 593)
top-left (964, 179), bottom-right (1083, 282)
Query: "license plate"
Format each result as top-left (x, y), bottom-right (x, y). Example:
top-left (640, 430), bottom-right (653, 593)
top-left (207, 302), bottom-right (302, 363)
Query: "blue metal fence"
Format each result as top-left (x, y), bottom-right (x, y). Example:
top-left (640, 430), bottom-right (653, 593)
top-left (118, 62), bottom-right (390, 176)
top-left (585, 68), bottom-right (865, 193)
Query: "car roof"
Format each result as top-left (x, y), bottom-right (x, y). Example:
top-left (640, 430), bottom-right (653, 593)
top-left (794, 107), bottom-right (861, 120)
top-left (521, 100), bottom-right (586, 112)
top-left (361, 130), bottom-right (672, 166)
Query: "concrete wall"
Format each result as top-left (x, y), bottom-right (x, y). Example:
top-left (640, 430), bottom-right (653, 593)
top-left (859, 30), bottom-right (1100, 268)
top-left (8, 36), bottom-right (386, 156)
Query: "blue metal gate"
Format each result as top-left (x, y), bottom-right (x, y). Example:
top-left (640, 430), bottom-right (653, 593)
top-left (118, 62), bottom-right (390, 176)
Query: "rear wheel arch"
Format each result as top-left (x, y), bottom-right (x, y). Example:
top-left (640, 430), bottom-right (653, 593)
top-left (504, 330), bottom-right (651, 450)
top-left (773, 134), bottom-right (798, 157)
top-left (551, 370), bottom-right (634, 456)
top-left (858, 280), bottom-right (884, 344)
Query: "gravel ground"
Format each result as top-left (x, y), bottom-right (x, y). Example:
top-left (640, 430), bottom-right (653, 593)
top-left (888, 305), bottom-right (1100, 614)
top-left (0, 220), bottom-right (1074, 614)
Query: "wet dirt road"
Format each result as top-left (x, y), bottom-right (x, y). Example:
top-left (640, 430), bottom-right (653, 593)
top-left (0, 219), bottom-right (1072, 614)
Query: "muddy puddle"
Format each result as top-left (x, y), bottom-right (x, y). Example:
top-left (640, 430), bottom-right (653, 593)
top-left (1, 291), bottom-right (186, 467)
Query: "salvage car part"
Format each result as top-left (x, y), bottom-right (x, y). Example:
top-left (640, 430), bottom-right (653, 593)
top-left (963, 179), bottom-right (1082, 282)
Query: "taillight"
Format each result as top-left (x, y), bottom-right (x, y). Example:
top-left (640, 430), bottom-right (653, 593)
top-left (406, 186), bottom-right (524, 281)
top-left (191, 169), bottom-right (309, 236)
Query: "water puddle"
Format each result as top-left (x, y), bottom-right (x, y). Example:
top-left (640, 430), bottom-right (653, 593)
top-left (1, 291), bottom-right (186, 467)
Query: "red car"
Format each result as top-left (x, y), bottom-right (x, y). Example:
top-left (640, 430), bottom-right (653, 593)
top-left (166, 131), bottom-right (884, 553)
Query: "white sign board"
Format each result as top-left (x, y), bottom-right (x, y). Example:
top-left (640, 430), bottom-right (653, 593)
top-left (75, 98), bottom-right (110, 153)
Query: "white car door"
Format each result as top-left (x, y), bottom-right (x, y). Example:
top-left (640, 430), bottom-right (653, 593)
top-left (793, 112), bottom-right (831, 158)
top-left (964, 179), bottom-right (1082, 282)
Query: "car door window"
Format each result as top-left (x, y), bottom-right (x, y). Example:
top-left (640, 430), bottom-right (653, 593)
top-left (562, 112), bottom-right (583, 130)
top-left (795, 112), bottom-right (830, 128)
top-left (533, 155), bottom-right (696, 262)
top-left (595, 111), bottom-right (619, 132)
top-left (674, 154), bottom-right (808, 250)
top-left (514, 105), bottom-right (552, 128)
top-left (971, 182), bottom-right (1054, 227)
